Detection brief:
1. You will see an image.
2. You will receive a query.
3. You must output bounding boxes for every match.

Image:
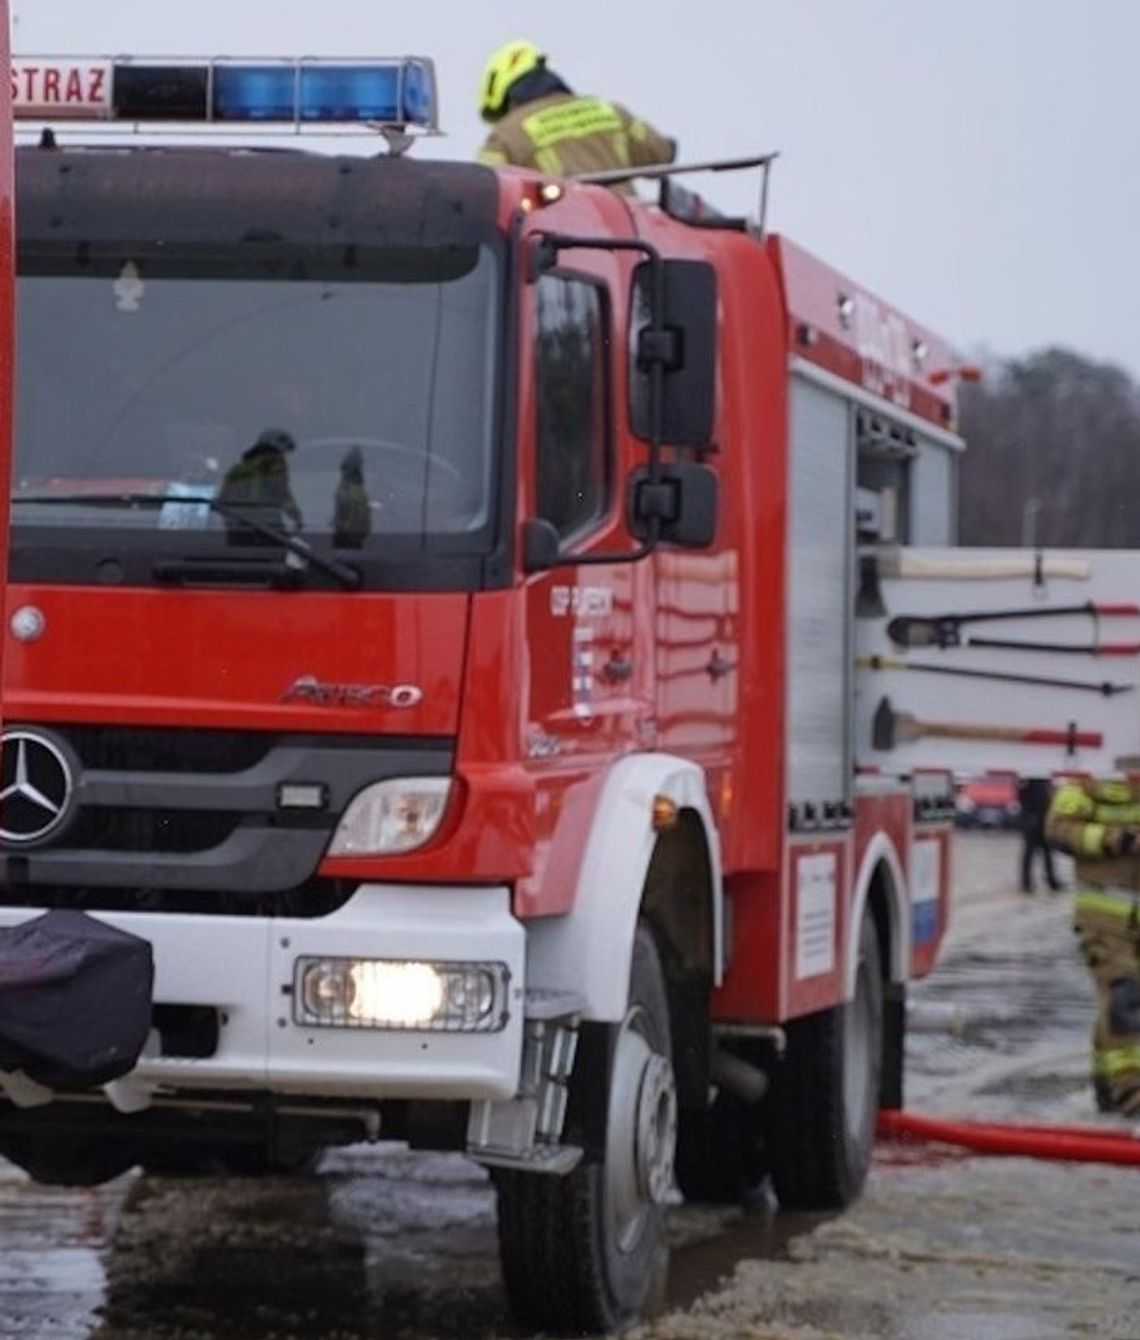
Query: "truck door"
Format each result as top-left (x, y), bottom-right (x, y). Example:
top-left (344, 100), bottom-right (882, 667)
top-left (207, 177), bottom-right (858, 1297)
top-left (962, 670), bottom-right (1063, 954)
top-left (518, 264), bottom-right (656, 918)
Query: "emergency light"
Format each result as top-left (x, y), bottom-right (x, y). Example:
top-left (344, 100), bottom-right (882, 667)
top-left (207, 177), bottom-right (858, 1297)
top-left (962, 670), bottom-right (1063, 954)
top-left (12, 56), bottom-right (438, 130)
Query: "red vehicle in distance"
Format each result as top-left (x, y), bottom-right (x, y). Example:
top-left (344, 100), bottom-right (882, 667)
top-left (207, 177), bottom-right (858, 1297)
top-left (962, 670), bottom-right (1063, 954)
top-left (955, 773), bottom-right (1022, 830)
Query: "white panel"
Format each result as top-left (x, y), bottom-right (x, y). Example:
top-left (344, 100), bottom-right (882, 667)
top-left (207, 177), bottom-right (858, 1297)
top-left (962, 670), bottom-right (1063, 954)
top-left (855, 546), bottom-right (1140, 777)
top-left (795, 851), bottom-right (837, 979)
top-left (0, 887), bottom-right (526, 1101)
top-left (788, 376), bottom-right (851, 807)
top-left (910, 441), bottom-right (954, 544)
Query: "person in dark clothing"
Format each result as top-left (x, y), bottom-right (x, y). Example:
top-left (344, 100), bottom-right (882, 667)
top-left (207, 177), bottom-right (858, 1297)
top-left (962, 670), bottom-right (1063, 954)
top-left (1019, 776), bottom-right (1062, 893)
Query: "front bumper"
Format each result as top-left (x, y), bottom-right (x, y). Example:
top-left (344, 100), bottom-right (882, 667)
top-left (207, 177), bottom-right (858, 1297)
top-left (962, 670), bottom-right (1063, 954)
top-left (0, 885), bottom-right (525, 1103)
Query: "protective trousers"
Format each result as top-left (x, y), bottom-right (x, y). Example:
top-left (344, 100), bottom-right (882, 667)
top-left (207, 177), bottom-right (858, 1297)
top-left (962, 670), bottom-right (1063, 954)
top-left (1073, 888), bottom-right (1140, 1115)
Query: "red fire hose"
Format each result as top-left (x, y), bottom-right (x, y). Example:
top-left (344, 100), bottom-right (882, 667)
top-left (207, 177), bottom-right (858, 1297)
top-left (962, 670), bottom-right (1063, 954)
top-left (877, 1110), bottom-right (1140, 1168)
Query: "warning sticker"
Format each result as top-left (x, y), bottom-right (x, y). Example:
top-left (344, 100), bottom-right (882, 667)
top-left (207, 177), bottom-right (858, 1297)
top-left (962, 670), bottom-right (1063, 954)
top-left (795, 851), bottom-right (837, 980)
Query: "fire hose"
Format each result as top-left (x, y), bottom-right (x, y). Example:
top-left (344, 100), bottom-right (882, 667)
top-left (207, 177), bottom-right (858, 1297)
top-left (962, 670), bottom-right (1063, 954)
top-left (877, 1109), bottom-right (1140, 1167)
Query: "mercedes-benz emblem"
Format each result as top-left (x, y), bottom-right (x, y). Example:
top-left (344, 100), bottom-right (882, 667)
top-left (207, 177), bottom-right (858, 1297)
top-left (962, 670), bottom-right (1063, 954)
top-left (0, 729), bottom-right (77, 846)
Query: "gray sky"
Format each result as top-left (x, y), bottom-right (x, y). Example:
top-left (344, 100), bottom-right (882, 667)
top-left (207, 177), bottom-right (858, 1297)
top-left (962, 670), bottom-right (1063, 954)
top-left (15, 1), bottom-right (1140, 375)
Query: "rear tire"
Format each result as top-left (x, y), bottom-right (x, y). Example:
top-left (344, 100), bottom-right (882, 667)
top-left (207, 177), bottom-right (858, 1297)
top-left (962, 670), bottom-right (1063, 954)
top-left (765, 911), bottom-right (883, 1210)
top-left (495, 922), bottom-right (676, 1335)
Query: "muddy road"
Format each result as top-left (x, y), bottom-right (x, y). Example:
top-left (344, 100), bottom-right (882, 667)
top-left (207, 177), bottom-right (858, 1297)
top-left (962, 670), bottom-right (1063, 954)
top-left (1, 833), bottom-right (1137, 1339)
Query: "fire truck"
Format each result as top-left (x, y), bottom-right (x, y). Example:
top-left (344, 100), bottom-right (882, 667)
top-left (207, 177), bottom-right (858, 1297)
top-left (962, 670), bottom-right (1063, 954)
top-left (0, 15), bottom-right (12, 704)
top-left (0, 57), bottom-right (959, 1334)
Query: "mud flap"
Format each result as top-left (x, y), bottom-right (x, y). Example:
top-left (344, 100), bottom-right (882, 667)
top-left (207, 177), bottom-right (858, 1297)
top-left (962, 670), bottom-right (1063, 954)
top-left (0, 910), bottom-right (154, 1088)
top-left (880, 981), bottom-right (906, 1110)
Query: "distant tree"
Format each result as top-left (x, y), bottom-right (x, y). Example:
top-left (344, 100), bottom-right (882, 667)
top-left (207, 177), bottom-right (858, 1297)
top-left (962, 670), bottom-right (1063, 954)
top-left (958, 348), bottom-right (1140, 547)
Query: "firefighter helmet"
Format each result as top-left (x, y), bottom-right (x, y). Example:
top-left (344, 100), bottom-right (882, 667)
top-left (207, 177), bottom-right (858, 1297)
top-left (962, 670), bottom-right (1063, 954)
top-left (479, 39), bottom-right (544, 122)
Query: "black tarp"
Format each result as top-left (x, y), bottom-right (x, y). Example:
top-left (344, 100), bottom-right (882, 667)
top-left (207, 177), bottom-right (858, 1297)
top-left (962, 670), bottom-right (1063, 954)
top-left (0, 910), bottom-right (153, 1089)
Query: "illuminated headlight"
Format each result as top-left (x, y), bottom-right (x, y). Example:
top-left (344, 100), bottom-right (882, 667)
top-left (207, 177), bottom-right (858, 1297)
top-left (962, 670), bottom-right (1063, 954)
top-left (328, 778), bottom-right (452, 855)
top-left (294, 957), bottom-right (509, 1032)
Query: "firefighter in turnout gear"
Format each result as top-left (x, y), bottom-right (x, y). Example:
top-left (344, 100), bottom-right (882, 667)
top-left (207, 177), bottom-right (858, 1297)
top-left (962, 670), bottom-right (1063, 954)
top-left (1046, 776), bottom-right (1140, 1115)
top-left (477, 39), bottom-right (676, 181)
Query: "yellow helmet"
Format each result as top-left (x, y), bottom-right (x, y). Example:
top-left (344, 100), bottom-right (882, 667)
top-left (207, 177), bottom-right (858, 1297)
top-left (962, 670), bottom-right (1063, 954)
top-left (479, 39), bottom-right (544, 122)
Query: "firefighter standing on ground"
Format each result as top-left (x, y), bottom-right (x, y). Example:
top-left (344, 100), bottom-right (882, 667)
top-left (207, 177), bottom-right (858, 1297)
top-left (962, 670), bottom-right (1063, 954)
top-left (477, 39), bottom-right (676, 179)
top-left (1046, 775), bottom-right (1140, 1115)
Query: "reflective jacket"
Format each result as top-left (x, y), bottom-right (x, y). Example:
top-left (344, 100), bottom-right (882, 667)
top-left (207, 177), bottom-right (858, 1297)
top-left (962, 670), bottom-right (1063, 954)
top-left (1046, 776), bottom-right (1140, 892)
top-left (478, 92), bottom-right (675, 179)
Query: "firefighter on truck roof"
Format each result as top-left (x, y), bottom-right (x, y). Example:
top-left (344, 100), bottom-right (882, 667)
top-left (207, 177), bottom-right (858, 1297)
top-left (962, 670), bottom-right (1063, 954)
top-left (1046, 773), bottom-right (1140, 1116)
top-left (476, 38), bottom-right (676, 181)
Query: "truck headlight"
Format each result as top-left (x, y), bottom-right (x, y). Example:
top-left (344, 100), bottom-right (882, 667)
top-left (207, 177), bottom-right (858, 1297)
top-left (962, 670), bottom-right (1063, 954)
top-left (294, 957), bottom-right (509, 1031)
top-left (328, 777), bottom-right (452, 855)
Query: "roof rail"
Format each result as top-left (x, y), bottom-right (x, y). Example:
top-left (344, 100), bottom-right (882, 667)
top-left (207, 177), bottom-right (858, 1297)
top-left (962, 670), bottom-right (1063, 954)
top-left (574, 152), bottom-right (779, 236)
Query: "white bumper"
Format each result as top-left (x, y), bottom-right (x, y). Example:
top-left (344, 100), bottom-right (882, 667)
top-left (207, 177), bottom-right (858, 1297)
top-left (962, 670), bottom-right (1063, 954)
top-left (0, 886), bottom-right (526, 1102)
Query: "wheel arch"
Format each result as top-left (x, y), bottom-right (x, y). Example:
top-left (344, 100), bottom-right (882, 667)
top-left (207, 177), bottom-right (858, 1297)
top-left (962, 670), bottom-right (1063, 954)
top-left (525, 753), bottom-right (723, 1023)
top-left (845, 832), bottom-right (909, 1000)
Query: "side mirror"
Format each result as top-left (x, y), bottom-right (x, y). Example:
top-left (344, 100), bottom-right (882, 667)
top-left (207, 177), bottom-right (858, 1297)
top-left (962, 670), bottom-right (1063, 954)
top-left (628, 461), bottom-right (718, 548)
top-left (630, 259), bottom-right (717, 448)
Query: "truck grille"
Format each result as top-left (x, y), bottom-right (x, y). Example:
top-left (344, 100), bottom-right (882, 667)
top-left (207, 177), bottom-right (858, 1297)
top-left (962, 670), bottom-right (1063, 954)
top-left (66, 725), bottom-right (276, 774)
top-left (0, 724), bottom-right (454, 907)
top-left (57, 808), bottom-right (242, 854)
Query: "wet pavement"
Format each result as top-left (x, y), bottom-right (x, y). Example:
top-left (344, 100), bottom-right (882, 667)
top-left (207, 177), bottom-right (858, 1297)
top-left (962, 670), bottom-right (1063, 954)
top-left (2, 832), bottom-right (1138, 1339)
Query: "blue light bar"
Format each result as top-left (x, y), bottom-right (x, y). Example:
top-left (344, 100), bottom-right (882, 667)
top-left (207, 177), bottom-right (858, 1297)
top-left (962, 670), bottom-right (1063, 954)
top-left (13, 56), bottom-right (439, 131)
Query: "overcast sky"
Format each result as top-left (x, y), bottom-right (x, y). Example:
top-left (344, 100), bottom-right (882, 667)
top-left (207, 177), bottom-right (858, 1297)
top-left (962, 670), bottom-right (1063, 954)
top-left (14, 1), bottom-right (1140, 376)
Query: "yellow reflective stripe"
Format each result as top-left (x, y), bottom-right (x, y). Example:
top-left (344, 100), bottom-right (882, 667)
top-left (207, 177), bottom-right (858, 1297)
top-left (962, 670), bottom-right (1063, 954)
top-left (478, 146), bottom-right (509, 166)
top-left (1094, 803), bottom-right (1140, 824)
top-left (1099, 1044), bottom-right (1140, 1077)
top-left (522, 97), bottom-right (624, 149)
top-left (1091, 781), bottom-right (1135, 805)
top-left (629, 117), bottom-right (650, 143)
top-left (1051, 784), bottom-right (1095, 818)
top-left (1074, 889), bottom-right (1140, 920)
top-left (1080, 822), bottom-right (1108, 856)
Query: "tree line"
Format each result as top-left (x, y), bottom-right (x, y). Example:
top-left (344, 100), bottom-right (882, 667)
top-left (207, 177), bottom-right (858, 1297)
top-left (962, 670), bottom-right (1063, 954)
top-left (958, 348), bottom-right (1140, 547)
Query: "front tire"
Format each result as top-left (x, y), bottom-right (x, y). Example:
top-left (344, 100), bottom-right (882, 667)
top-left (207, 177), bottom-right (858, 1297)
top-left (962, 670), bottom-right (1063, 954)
top-left (765, 910), bottom-right (883, 1210)
top-left (495, 922), bottom-right (676, 1335)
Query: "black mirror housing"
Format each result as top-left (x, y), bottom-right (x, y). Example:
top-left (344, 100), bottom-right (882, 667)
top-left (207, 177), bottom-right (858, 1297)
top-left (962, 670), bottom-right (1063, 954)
top-left (631, 259), bottom-right (717, 448)
top-left (629, 462), bottom-right (718, 548)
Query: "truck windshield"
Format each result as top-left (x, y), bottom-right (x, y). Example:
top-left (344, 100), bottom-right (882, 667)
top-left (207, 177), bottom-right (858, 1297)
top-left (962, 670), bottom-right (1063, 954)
top-left (12, 240), bottom-right (499, 587)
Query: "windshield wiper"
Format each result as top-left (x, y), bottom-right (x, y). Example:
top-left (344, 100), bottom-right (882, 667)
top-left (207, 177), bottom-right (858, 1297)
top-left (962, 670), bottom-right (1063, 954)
top-left (12, 492), bottom-right (362, 591)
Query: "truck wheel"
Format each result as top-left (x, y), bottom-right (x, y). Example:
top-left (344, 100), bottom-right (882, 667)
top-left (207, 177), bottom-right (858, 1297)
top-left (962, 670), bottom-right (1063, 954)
top-left (765, 910), bottom-right (883, 1210)
top-left (495, 922), bottom-right (676, 1334)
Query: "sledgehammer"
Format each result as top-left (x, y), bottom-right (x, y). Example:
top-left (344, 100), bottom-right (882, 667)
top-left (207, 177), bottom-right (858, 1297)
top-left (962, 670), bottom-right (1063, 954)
top-left (871, 697), bottom-right (1102, 752)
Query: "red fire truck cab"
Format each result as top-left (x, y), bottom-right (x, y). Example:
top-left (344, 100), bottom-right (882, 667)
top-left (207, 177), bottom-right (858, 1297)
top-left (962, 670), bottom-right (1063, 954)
top-left (0, 57), bottom-right (958, 1334)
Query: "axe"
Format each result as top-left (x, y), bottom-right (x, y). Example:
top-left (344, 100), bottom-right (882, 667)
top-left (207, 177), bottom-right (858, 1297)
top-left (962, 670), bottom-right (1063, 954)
top-left (872, 697), bottom-right (1102, 752)
top-left (876, 549), bottom-right (1091, 582)
top-left (856, 548), bottom-right (1092, 620)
